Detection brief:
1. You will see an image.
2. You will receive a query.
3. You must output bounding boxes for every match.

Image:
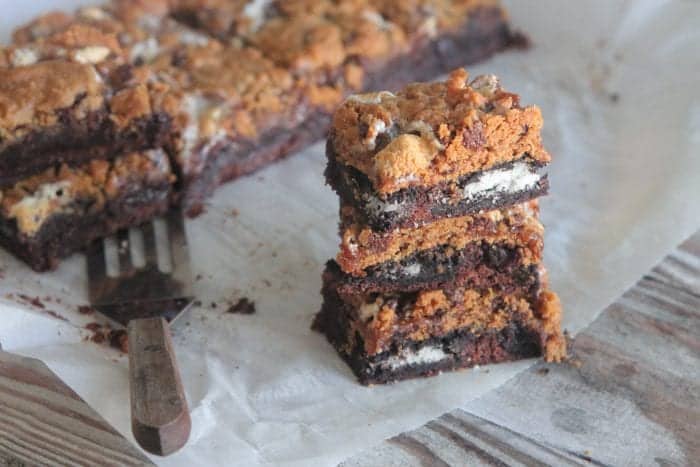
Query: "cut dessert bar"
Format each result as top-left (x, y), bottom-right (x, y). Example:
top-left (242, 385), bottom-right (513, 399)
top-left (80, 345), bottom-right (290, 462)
top-left (337, 201), bottom-right (543, 278)
top-left (0, 150), bottom-right (174, 271)
top-left (315, 69), bottom-right (565, 384)
top-left (313, 261), bottom-right (563, 385)
top-left (0, 58), bottom-right (171, 188)
top-left (326, 69), bottom-right (549, 231)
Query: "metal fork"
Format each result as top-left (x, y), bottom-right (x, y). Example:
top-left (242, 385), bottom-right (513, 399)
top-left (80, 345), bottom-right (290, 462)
top-left (87, 209), bottom-right (194, 456)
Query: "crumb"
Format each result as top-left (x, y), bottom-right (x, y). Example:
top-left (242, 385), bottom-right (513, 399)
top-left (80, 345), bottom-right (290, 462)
top-left (109, 330), bottom-right (128, 353)
top-left (19, 294), bottom-right (45, 309)
top-left (271, 251), bottom-right (278, 258)
top-left (567, 357), bottom-right (583, 369)
top-left (78, 305), bottom-right (95, 315)
top-left (263, 279), bottom-right (272, 287)
top-left (193, 300), bottom-right (202, 307)
top-left (608, 92), bottom-right (619, 103)
top-left (537, 367), bottom-right (550, 376)
top-left (231, 208), bottom-right (239, 217)
top-left (85, 322), bottom-right (102, 332)
top-left (210, 302), bottom-right (217, 309)
top-left (227, 298), bottom-right (256, 315)
top-left (195, 274), bottom-right (203, 281)
top-left (44, 310), bottom-right (67, 322)
top-left (91, 332), bottom-right (106, 344)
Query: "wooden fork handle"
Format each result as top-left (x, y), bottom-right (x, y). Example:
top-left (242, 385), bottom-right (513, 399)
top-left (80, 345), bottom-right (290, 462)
top-left (128, 317), bottom-right (191, 456)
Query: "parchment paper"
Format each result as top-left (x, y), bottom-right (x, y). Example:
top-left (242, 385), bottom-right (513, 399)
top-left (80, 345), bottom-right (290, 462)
top-left (1, 1), bottom-right (699, 465)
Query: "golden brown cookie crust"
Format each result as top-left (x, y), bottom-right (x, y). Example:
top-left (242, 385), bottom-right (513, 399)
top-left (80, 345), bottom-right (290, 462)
top-left (0, 61), bottom-right (104, 139)
top-left (331, 68), bottom-right (550, 194)
top-left (338, 200), bottom-right (543, 276)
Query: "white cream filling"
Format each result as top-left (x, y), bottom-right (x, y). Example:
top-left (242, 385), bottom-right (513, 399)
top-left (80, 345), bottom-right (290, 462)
top-left (11, 48), bottom-right (39, 67)
top-left (130, 37), bottom-right (161, 63)
top-left (8, 181), bottom-right (74, 235)
top-left (383, 346), bottom-right (447, 371)
top-left (462, 161), bottom-right (541, 201)
top-left (73, 46), bottom-right (111, 64)
top-left (243, 0), bottom-right (273, 32)
top-left (345, 91), bottom-right (396, 105)
top-left (179, 94), bottom-right (227, 172)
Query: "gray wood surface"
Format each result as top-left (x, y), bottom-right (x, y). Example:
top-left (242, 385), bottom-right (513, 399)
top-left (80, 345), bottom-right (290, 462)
top-left (0, 349), bottom-right (153, 466)
top-left (343, 233), bottom-right (700, 466)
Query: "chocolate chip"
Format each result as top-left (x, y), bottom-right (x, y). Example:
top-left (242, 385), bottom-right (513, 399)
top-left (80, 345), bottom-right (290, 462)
top-left (462, 121), bottom-right (486, 150)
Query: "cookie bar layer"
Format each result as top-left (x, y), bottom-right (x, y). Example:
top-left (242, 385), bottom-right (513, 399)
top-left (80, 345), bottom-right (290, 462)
top-left (167, 0), bottom-right (518, 214)
top-left (335, 241), bottom-right (541, 295)
top-left (0, 150), bottom-right (174, 271)
top-left (330, 68), bottom-right (548, 196)
top-left (0, 61), bottom-right (171, 187)
top-left (313, 261), bottom-right (565, 384)
top-left (327, 143), bottom-right (549, 230)
top-left (338, 201), bottom-right (542, 276)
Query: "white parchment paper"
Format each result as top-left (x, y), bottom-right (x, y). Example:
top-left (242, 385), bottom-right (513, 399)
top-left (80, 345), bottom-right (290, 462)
top-left (1, 1), bottom-right (699, 465)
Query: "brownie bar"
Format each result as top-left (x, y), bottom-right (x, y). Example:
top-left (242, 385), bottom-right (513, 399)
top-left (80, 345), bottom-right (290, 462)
top-left (0, 150), bottom-right (174, 271)
top-left (313, 261), bottom-right (563, 384)
top-left (329, 69), bottom-right (548, 196)
top-left (0, 59), bottom-right (172, 187)
top-left (327, 144), bottom-right (549, 231)
top-left (337, 201), bottom-right (543, 277)
top-left (164, 0), bottom-right (520, 214)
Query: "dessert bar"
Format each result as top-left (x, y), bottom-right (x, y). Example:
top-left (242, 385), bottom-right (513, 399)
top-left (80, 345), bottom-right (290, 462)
top-left (0, 150), bottom-right (174, 271)
top-left (315, 70), bottom-right (565, 384)
top-left (325, 70), bottom-right (549, 231)
top-left (313, 261), bottom-right (562, 384)
top-left (1, 0), bottom-right (527, 270)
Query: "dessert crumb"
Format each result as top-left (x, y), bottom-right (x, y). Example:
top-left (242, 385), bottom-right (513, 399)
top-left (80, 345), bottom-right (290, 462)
top-left (109, 330), bottom-right (129, 353)
top-left (78, 305), bottom-right (95, 315)
top-left (227, 298), bottom-right (256, 315)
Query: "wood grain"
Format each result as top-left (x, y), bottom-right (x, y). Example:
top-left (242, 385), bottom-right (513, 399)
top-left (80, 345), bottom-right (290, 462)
top-left (343, 232), bottom-right (700, 466)
top-left (128, 317), bottom-right (191, 457)
top-left (0, 351), bottom-right (152, 467)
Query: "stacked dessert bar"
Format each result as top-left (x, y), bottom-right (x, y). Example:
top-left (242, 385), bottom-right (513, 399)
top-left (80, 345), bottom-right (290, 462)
top-left (314, 69), bottom-right (565, 384)
top-left (0, 0), bottom-right (525, 271)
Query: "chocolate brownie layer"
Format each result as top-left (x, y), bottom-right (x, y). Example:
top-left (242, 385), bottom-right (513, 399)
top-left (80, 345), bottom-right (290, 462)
top-left (327, 145), bottom-right (548, 231)
top-left (316, 311), bottom-right (543, 385)
top-left (0, 60), bottom-right (172, 187)
top-left (338, 201), bottom-right (543, 276)
top-left (0, 150), bottom-right (174, 271)
top-left (313, 261), bottom-right (564, 384)
top-left (332, 237), bottom-right (540, 295)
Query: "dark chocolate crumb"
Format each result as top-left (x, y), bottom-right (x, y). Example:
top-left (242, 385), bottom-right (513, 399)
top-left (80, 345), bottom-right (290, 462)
top-left (263, 279), bottom-right (272, 287)
top-left (608, 92), bottom-right (619, 103)
top-left (85, 322), bottom-right (102, 332)
top-left (78, 305), bottom-right (95, 315)
top-left (461, 121), bottom-right (486, 150)
top-left (227, 298), bottom-right (256, 315)
top-left (193, 300), bottom-right (202, 307)
top-left (45, 310), bottom-right (67, 322)
top-left (19, 294), bottom-right (45, 309)
top-left (109, 330), bottom-right (129, 353)
top-left (231, 208), bottom-right (239, 217)
top-left (537, 367), bottom-right (550, 376)
top-left (196, 274), bottom-right (203, 281)
top-left (211, 302), bottom-right (217, 309)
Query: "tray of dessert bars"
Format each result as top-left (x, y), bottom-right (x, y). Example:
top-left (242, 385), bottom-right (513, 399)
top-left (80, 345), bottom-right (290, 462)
top-left (0, 1), bottom-right (698, 466)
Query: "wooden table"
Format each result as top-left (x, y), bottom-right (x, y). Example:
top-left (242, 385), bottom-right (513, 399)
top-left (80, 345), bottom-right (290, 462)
top-left (343, 233), bottom-right (700, 466)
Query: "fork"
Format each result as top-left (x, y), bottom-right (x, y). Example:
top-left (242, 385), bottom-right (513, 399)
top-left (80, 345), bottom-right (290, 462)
top-left (87, 209), bottom-right (194, 456)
